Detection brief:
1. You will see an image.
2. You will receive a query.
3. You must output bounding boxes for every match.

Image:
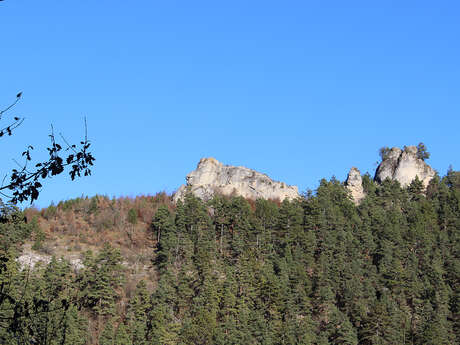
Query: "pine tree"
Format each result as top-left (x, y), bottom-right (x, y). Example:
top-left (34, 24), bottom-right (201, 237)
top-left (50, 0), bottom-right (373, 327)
top-left (114, 322), bottom-right (131, 345)
top-left (99, 319), bottom-right (115, 345)
top-left (77, 243), bottom-right (125, 320)
top-left (126, 280), bottom-right (149, 345)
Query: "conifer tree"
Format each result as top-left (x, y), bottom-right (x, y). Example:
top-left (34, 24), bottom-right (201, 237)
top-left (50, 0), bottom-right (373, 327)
top-left (99, 319), bottom-right (115, 345)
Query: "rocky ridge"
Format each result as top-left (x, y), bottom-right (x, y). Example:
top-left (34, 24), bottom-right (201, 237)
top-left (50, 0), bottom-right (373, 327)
top-left (175, 146), bottom-right (436, 205)
top-left (173, 158), bottom-right (299, 203)
top-left (346, 145), bottom-right (436, 204)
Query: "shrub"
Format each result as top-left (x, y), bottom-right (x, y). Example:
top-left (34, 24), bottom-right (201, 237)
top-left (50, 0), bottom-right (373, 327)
top-left (379, 146), bottom-right (391, 160)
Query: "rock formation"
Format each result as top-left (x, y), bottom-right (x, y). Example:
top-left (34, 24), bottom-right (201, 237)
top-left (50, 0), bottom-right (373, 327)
top-left (345, 167), bottom-right (365, 205)
top-left (174, 158), bottom-right (299, 203)
top-left (17, 244), bottom-right (84, 271)
top-left (374, 146), bottom-right (435, 188)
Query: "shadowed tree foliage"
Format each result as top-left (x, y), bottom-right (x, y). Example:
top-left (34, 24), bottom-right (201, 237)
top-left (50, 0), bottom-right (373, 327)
top-left (1, 94), bottom-right (95, 204)
top-left (0, 93), bottom-right (95, 344)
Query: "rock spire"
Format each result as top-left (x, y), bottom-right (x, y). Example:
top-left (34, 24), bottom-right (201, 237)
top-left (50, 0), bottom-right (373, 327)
top-left (374, 145), bottom-right (435, 188)
top-left (345, 167), bottom-right (365, 205)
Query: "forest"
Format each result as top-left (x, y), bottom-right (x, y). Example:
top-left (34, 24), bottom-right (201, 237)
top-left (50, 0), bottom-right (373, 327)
top-left (0, 169), bottom-right (459, 344)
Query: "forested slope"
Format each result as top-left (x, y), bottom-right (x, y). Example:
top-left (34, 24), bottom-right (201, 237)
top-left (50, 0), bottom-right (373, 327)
top-left (0, 170), bottom-right (459, 344)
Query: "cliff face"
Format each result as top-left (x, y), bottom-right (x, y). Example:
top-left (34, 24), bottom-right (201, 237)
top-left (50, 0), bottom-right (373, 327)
top-left (173, 158), bottom-right (299, 202)
top-left (374, 146), bottom-right (435, 188)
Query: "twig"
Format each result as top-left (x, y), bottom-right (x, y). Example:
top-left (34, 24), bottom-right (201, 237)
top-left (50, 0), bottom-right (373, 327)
top-left (0, 95), bottom-right (21, 119)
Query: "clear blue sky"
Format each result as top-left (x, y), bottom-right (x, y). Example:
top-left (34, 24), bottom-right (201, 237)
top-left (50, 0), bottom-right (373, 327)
top-left (1, 1), bottom-right (459, 208)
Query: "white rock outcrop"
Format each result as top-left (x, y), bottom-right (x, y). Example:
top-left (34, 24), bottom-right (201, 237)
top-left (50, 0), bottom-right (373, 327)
top-left (17, 250), bottom-right (51, 269)
top-left (345, 167), bottom-right (365, 204)
top-left (174, 158), bottom-right (299, 202)
top-left (16, 249), bottom-right (84, 271)
top-left (374, 146), bottom-right (435, 188)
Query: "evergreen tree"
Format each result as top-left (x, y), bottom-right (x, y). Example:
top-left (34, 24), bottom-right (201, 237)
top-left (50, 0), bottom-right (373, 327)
top-left (114, 322), bottom-right (131, 345)
top-left (77, 244), bottom-right (125, 320)
top-left (99, 319), bottom-right (115, 345)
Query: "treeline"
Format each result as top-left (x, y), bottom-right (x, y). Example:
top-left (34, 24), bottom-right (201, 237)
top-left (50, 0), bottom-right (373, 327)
top-left (0, 170), bottom-right (459, 344)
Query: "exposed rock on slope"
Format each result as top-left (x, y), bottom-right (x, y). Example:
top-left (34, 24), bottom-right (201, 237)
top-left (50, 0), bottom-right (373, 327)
top-left (345, 167), bottom-right (365, 205)
top-left (17, 244), bottom-right (84, 271)
top-left (374, 146), bottom-right (435, 188)
top-left (174, 158), bottom-right (299, 202)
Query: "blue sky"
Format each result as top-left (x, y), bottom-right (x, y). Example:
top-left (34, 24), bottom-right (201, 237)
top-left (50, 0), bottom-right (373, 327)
top-left (1, 1), bottom-right (459, 208)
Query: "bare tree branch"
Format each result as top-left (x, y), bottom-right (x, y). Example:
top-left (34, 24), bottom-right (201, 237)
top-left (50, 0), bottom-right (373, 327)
top-left (1, 94), bottom-right (95, 204)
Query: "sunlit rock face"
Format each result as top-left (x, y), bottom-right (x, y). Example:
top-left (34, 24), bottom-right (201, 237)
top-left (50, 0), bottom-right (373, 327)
top-left (16, 244), bottom-right (84, 271)
top-left (374, 146), bottom-right (435, 188)
top-left (345, 167), bottom-right (365, 205)
top-left (173, 158), bottom-right (299, 203)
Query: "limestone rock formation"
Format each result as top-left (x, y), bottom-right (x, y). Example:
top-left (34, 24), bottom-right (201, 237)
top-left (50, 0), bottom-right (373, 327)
top-left (17, 243), bottom-right (84, 271)
top-left (174, 158), bottom-right (299, 202)
top-left (374, 146), bottom-right (435, 188)
top-left (345, 167), bottom-right (365, 204)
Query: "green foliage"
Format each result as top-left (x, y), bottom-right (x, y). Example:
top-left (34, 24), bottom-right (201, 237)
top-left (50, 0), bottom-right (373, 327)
top-left (59, 197), bottom-right (84, 211)
top-left (0, 253), bottom-right (89, 345)
top-left (31, 216), bottom-right (46, 251)
top-left (416, 142), bottom-right (430, 160)
top-left (43, 203), bottom-right (57, 220)
top-left (0, 202), bottom-right (32, 252)
top-left (99, 319), bottom-right (115, 345)
top-left (77, 243), bottom-right (125, 317)
top-left (379, 146), bottom-right (391, 160)
top-left (114, 322), bottom-right (131, 345)
top-left (128, 208), bottom-right (138, 225)
top-left (89, 196), bottom-right (99, 214)
top-left (126, 280), bottom-right (150, 345)
top-left (1, 170), bottom-right (460, 344)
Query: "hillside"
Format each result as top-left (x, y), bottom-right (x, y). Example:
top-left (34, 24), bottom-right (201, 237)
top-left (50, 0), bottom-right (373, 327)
top-left (0, 167), bottom-right (458, 344)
